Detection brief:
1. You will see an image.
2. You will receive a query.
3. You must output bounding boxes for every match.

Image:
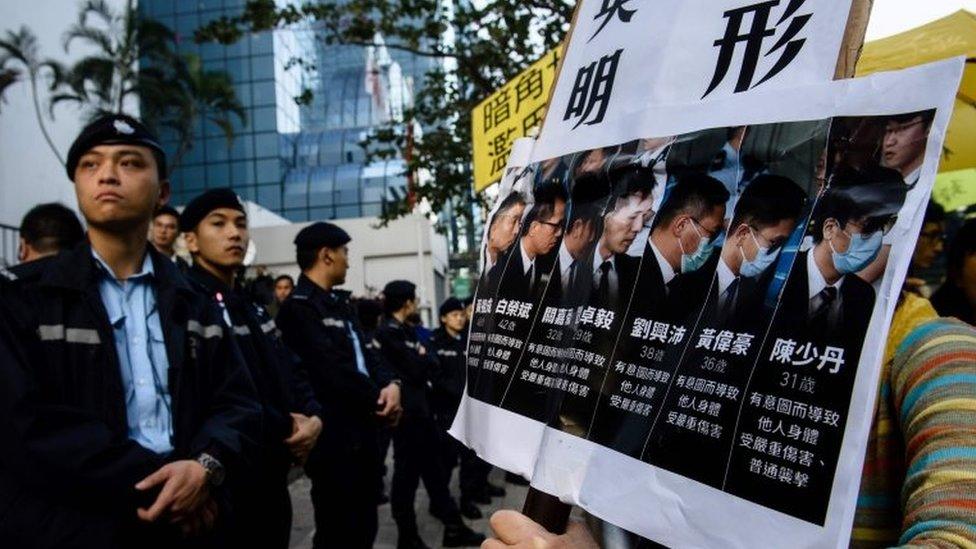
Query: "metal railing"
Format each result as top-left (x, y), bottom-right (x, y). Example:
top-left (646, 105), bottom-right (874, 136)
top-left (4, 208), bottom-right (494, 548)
top-left (0, 223), bottom-right (19, 267)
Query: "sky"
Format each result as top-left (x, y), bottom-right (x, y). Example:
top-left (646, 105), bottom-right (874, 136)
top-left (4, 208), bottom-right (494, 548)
top-left (865, 0), bottom-right (976, 39)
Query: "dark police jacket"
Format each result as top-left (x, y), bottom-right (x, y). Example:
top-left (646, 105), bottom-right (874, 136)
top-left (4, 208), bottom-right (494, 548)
top-left (375, 315), bottom-right (437, 418)
top-left (428, 326), bottom-right (467, 430)
top-left (0, 243), bottom-right (261, 544)
top-left (275, 275), bottom-right (395, 454)
top-left (186, 266), bottom-right (322, 463)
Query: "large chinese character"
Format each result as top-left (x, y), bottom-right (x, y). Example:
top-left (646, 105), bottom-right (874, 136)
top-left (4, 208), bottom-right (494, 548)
top-left (488, 127), bottom-right (517, 174)
top-left (702, 0), bottom-right (812, 98)
top-left (484, 89), bottom-right (512, 131)
top-left (589, 0), bottom-right (637, 42)
top-left (563, 49), bottom-right (623, 129)
top-left (515, 69), bottom-right (544, 113)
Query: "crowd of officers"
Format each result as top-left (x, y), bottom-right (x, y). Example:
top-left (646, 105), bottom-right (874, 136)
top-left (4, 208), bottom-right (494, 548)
top-left (0, 114), bottom-right (501, 549)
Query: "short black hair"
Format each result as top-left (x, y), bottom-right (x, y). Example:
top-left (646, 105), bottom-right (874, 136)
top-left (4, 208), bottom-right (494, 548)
top-left (609, 163), bottom-right (655, 203)
top-left (522, 181), bottom-right (569, 228)
top-left (488, 192), bottom-right (526, 231)
top-left (296, 247), bottom-right (319, 271)
top-left (19, 202), bottom-right (85, 254)
top-left (923, 200), bottom-right (946, 225)
top-left (383, 293), bottom-right (413, 314)
top-left (888, 109), bottom-right (935, 128)
top-left (810, 167), bottom-right (906, 243)
top-left (946, 219), bottom-right (976, 282)
top-left (154, 205), bottom-right (180, 223)
top-left (729, 174), bottom-right (807, 230)
top-left (274, 274), bottom-right (294, 286)
top-left (653, 173), bottom-right (729, 229)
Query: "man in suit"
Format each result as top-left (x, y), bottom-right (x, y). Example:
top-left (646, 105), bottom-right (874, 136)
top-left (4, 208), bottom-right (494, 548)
top-left (555, 202), bottom-right (598, 305)
top-left (482, 192), bottom-right (526, 273)
top-left (777, 177), bottom-right (906, 350)
top-left (589, 164), bottom-right (655, 310)
top-left (488, 182), bottom-right (567, 300)
top-left (668, 174), bottom-right (807, 329)
top-left (630, 173), bottom-right (729, 320)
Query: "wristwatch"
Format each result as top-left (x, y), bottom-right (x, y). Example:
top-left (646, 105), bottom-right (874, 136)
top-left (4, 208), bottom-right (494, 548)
top-left (196, 452), bottom-right (225, 487)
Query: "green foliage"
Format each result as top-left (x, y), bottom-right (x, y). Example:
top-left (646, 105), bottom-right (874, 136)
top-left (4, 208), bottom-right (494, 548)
top-left (196, 0), bottom-right (574, 226)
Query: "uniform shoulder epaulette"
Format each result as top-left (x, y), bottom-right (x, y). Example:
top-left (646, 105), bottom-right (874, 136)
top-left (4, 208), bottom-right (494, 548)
top-left (0, 266), bottom-right (17, 281)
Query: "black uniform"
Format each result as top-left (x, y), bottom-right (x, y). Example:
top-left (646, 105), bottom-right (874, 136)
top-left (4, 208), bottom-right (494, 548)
top-left (275, 275), bottom-right (396, 549)
top-left (186, 266), bottom-right (322, 549)
top-left (375, 316), bottom-right (463, 535)
top-left (0, 243), bottom-right (261, 549)
top-left (429, 326), bottom-right (491, 504)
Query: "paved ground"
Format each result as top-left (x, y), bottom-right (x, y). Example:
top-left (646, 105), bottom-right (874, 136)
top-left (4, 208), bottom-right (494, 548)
top-left (288, 457), bottom-right (529, 548)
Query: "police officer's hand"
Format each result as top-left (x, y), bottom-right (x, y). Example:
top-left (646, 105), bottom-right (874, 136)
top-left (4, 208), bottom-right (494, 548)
top-left (135, 460), bottom-right (210, 523)
top-left (481, 510), bottom-right (597, 549)
top-left (285, 412), bottom-right (323, 464)
top-left (376, 382), bottom-right (402, 422)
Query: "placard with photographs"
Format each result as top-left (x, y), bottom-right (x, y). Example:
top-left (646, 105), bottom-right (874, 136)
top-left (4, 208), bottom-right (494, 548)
top-left (453, 59), bottom-right (963, 548)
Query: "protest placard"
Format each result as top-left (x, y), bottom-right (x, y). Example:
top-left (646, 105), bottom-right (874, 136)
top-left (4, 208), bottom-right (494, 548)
top-left (454, 56), bottom-right (963, 547)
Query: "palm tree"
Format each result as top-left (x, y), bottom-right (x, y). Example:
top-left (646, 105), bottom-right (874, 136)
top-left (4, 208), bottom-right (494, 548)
top-left (148, 53), bottom-right (246, 172)
top-left (50, 0), bottom-right (246, 170)
top-left (0, 27), bottom-right (65, 164)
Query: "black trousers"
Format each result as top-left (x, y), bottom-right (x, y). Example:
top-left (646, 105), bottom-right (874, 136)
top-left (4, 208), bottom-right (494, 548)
top-left (391, 415), bottom-right (460, 533)
top-left (436, 429), bottom-right (490, 501)
top-left (228, 458), bottom-right (292, 549)
top-left (307, 430), bottom-right (380, 549)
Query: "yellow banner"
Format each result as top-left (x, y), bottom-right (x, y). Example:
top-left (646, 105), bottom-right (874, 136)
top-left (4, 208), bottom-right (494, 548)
top-left (471, 46), bottom-right (563, 192)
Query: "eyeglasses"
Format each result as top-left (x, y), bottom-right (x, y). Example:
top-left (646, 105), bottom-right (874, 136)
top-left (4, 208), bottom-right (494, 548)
top-left (748, 225), bottom-right (784, 251)
top-left (884, 118), bottom-right (927, 137)
top-left (536, 219), bottom-right (564, 232)
top-left (691, 218), bottom-right (720, 240)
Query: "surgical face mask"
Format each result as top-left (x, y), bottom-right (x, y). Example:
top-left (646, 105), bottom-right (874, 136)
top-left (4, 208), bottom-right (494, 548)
top-left (739, 227), bottom-right (780, 278)
top-left (829, 229), bottom-right (882, 274)
top-left (679, 220), bottom-right (713, 273)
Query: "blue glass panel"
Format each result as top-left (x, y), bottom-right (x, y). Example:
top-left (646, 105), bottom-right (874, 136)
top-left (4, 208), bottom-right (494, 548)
top-left (256, 158), bottom-right (280, 182)
top-left (206, 162), bottom-right (230, 187)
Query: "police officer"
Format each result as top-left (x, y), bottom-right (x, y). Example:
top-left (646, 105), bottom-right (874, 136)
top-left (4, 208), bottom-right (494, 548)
top-left (275, 222), bottom-right (402, 549)
top-left (0, 114), bottom-right (261, 548)
top-left (179, 188), bottom-right (324, 549)
top-left (429, 297), bottom-right (499, 520)
top-left (377, 281), bottom-right (485, 548)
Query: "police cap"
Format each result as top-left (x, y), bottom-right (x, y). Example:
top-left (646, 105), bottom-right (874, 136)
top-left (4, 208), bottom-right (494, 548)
top-left (179, 188), bottom-right (245, 231)
top-left (294, 222), bottom-right (351, 252)
top-left (66, 114), bottom-right (167, 181)
top-left (383, 280), bottom-right (416, 302)
top-left (439, 297), bottom-right (465, 317)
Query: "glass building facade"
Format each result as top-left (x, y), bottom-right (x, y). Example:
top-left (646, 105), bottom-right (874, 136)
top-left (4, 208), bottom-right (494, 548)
top-left (139, 0), bottom-right (436, 223)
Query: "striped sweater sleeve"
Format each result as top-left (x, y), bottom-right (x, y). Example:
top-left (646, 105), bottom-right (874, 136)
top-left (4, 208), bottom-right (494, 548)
top-left (891, 318), bottom-right (976, 548)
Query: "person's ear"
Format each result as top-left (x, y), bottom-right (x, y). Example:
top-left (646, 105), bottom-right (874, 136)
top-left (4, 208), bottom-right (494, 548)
top-left (184, 231), bottom-right (199, 254)
top-left (319, 247), bottom-right (332, 266)
top-left (822, 218), bottom-right (839, 241)
top-left (157, 179), bottom-right (171, 207)
top-left (17, 238), bottom-right (28, 262)
top-left (671, 215), bottom-right (689, 237)
top-left (733, 223), bottom-right (750, 245)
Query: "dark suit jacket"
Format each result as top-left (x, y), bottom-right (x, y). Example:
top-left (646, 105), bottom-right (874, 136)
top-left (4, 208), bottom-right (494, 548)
top-left (775, 251), bottom-right (875, 352)
top-left (667, 253), bottom-right (771, 332)
top-left (628, 241), bottom-right (674, 321)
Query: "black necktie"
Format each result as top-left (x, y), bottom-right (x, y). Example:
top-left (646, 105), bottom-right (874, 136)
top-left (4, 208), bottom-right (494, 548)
top-left (597, 260), bottom-right (612, 304)
top-left (719, 277), bottom-right (740, 320)
top-left (810, 286), bottom-right (838, 336)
